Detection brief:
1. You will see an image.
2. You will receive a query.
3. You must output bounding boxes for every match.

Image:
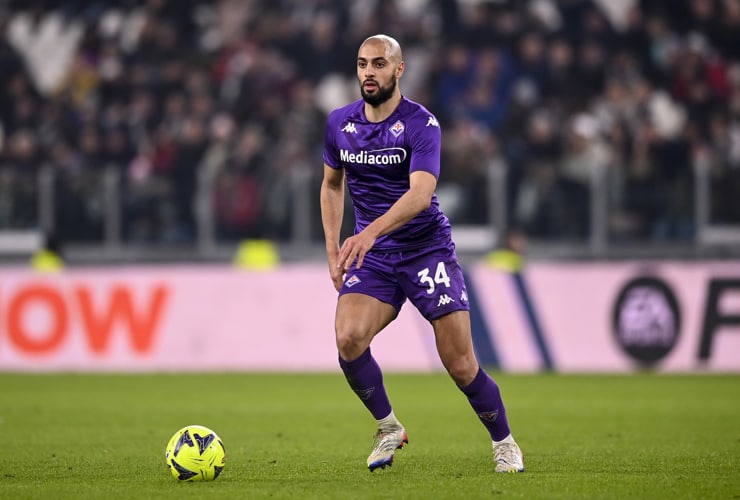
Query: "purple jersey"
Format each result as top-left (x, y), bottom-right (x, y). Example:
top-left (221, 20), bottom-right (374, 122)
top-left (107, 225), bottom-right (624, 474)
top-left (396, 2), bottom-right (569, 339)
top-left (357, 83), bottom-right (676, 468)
top-left (323, 96), bottom-right (452, 251)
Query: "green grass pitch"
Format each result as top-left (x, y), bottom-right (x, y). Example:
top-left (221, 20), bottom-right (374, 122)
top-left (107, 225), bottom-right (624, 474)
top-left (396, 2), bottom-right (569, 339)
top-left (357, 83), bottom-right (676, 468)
top-left (0, 372), bottom-right (738, 499)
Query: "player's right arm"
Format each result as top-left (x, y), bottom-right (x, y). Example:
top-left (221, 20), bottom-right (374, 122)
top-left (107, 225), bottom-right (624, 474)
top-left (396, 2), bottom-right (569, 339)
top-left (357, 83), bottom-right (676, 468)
top-left (320, 163), bottom-right (346, 291)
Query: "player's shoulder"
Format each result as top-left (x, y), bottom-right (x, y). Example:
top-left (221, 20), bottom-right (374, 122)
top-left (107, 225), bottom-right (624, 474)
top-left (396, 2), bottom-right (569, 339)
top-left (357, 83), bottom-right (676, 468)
top-left (327, 99), bottom-right (364, 125)
top-left (399, 96), bottom-right (440, 130)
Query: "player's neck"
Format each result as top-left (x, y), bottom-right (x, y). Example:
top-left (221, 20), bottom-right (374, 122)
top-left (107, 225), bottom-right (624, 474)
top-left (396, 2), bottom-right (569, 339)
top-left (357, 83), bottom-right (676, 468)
top-left (363, 93), bottom-right (402, 123)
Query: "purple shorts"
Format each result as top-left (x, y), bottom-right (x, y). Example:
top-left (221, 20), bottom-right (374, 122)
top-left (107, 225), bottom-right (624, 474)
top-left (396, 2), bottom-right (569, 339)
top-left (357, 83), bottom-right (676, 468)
top-left (339, 241), bottom-right (470, 321)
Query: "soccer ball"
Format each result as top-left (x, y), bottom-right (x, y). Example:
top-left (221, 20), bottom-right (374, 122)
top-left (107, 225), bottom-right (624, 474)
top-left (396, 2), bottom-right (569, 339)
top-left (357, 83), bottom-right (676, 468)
top-left (164, 425), bottom-right (226, 481)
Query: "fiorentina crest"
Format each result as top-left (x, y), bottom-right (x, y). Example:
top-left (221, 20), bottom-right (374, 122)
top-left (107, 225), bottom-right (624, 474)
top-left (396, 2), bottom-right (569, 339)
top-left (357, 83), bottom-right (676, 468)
top-left (389, 120), bottom-right (405, 137)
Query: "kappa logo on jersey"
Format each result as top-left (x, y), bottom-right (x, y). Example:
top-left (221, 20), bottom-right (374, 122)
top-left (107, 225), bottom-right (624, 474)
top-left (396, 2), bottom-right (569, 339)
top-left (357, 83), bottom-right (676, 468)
top-left (437, 294), bottom-right (455, 307)
top-left (389, 120), bottom-right (405, 137)
top-left (345, 274), bottom-right (361, 287)
top-left (342, 122), bottom-right (357, 134)
top-left (426, 116), bottom-right (439, 127)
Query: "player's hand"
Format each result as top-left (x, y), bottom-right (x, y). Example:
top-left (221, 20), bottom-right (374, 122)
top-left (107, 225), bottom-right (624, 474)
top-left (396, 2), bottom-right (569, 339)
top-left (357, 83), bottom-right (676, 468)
top-left (326, 248), bottom-right (345, 291)
top-left (338, 231), bottom-right (376, 272)
top-left (328, 258), bottom-right (345, 291)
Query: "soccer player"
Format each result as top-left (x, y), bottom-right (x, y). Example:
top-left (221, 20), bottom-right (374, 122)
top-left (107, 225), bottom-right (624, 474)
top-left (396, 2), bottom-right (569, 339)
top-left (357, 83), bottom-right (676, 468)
top-left (320, 34), bottom-right (524, 473)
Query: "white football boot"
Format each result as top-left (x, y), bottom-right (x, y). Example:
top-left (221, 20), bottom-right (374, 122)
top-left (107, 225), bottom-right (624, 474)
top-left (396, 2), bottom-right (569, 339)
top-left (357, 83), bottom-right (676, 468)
top-left (367, 425), bottom-right (408, 471)
top-left (493, 440), bottom-right (524, 473)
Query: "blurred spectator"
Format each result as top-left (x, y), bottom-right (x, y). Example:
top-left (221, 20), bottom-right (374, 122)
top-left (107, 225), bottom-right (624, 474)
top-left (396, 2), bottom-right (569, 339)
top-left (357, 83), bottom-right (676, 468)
top-left (0, 129), bottom-right (40, 229)
top-left (512, 109), bottom-right (564, 238)
top-left (439, 118), bottom-right (495, 224)
top-left (485, 226), bottom-right (527, 273)
top-left (30, 231), bottom-right (64, 272)
top-left (213, 123), bottom-right (266, 241)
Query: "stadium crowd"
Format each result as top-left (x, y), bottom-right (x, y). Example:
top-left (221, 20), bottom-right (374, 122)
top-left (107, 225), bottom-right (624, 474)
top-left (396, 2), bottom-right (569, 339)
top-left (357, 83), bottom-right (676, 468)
top-left (0, 0), bottom-right (739, 248)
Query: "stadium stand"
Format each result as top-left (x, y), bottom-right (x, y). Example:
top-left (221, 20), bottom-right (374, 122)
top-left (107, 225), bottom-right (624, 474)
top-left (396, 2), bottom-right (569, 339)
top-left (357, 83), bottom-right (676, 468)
top-left (0, 0), bottom-right (738, 261)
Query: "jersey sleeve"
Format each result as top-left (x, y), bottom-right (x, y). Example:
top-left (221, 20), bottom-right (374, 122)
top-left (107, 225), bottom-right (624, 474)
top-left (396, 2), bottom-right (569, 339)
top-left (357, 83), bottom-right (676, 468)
top-left (408, 113), bottom-right (442, 178)
top-left (323, 110), bottom-right (341, 169)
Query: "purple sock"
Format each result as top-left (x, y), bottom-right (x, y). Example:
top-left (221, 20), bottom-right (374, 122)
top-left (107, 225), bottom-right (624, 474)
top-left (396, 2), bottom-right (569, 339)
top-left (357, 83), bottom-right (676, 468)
top-left (459, 367), bottom-right (511, 441)
top-left (338, 348), bottom-right (392, 420)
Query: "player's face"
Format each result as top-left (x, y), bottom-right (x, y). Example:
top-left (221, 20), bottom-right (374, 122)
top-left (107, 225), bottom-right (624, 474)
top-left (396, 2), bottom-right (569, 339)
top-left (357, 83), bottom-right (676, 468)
top-left (357, 43), bottom-right (400, 107)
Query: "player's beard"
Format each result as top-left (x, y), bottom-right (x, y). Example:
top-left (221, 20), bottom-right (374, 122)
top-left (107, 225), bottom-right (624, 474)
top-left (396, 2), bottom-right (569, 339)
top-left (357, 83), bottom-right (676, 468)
top-left (360, 76), bottom-right (397, 107)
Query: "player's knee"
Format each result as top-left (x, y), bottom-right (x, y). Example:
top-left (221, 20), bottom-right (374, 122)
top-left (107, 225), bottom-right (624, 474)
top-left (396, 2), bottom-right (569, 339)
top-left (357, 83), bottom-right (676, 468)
top-left (445, 358), bottom-right (479, 386)
top-left (335, 327), bottom-right (370, 361)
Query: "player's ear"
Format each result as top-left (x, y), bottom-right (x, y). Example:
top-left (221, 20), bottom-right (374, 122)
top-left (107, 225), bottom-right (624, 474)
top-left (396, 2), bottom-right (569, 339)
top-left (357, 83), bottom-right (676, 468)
top-left (396, 61), bottom-right (405, 78)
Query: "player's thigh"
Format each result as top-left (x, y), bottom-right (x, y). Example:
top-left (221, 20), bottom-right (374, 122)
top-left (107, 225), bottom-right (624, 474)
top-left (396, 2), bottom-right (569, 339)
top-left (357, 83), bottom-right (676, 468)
top-left (335, 292), bottom-right (398, 360)
top-left (335, 252), bottom-right (404, 359)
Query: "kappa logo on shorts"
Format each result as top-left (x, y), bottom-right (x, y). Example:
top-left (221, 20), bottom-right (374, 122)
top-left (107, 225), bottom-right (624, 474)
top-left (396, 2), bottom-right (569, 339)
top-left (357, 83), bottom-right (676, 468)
top-left (345, 274), bottom-right (361, 288)
top-left (460, 290), bottom-right (468, 302)
top-left (437, 294), bottom-right (455, 307)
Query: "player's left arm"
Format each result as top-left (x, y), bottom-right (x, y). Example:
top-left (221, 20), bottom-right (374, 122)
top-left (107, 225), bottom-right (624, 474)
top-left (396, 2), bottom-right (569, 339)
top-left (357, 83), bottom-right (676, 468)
top-left (338, 170), bottom-right (436, 272)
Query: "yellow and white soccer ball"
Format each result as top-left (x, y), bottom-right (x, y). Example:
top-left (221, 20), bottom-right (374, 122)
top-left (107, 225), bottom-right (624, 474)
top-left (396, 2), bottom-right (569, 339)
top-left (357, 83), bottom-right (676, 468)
top-left (164, 425), bottom-right (226, 481)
